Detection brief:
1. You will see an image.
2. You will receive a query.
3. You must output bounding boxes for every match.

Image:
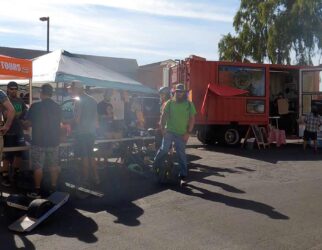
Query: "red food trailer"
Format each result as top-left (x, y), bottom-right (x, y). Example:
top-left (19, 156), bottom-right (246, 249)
top-left (169, 56), bottom-right (322, 146)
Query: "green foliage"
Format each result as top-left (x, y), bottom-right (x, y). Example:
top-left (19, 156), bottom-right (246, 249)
top-left (218, 0), bottom-right (322, 65)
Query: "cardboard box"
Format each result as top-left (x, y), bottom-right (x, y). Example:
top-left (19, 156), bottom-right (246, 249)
top-left (277, 99), bottom-right (289, 115)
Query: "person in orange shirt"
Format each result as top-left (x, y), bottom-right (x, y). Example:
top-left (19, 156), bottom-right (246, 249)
top-left (159, 86), bottom-right (171, 112)
top-left (155, 87), bottom-right (171, 148)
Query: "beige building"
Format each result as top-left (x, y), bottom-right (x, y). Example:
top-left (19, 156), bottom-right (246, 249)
top-left (138, 59), bottom-right (176, 90)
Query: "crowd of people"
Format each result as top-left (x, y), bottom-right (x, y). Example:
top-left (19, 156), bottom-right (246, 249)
top-left (2, 78), bottom-right (321, 196)
top-left (0, 80), bottom-right (198, 197)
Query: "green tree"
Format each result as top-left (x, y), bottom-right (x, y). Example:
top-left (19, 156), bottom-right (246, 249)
top-left (218, 0), bottom-right (322, 65)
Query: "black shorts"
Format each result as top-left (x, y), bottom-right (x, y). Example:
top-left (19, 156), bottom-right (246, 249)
top-left (3, 134), bottom-right (26, 160)
top-left (304, 130), bottom-right (317, 141)
top-left (74, 133), bottom-right (95, 158)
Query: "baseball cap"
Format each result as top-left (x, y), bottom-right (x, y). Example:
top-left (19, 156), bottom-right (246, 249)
top-left (41, 84), bottom-right (53, 96)
top-left (68, 80), bottom-right (84, 89)
top-left (175, 84), bottom-right (186, 92)
top-left (159, 86), bottom-right (170, 94)
top-left (7, 81), bottom-right (18, 89)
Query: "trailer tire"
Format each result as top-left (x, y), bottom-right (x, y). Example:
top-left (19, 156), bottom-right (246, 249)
top-left (223, 128), bottom-right (240, 146)
top-left (197, 128), bottom-right (212, 145)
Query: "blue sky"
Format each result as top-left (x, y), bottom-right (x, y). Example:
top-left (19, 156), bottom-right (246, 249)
top-left (0, 0), bottom-right (241, 65)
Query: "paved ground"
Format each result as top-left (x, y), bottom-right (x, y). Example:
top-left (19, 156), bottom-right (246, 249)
top-left (1, 138), bottom-right (322, 250)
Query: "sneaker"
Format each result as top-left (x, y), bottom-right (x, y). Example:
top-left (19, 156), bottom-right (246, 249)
top-left (27, 190), bottom-right (41, 199)
top-left (1, 178), bottom-right (11, 187)
top-left (179, 176), bottom-right (187, 187)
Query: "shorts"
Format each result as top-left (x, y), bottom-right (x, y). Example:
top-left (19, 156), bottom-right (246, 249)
top-left (304, 130), bottom-right (317, 141)
top-left (31, 146), bottom-right (59, 170)
top-left (74, 133), bottom-right (95, 158)
top-left (3, 134), bottom-right (26, 161)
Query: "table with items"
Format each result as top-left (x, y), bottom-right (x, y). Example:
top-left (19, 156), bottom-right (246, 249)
top-left (1, 135), bottom-right (156, 191)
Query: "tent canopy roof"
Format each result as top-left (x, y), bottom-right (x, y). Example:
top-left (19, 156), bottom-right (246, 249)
top-left (32, 49), bottom-right (155, 94)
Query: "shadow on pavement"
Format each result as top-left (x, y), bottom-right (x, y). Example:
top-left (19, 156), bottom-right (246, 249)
top-left (188, 159), bottom-right (243, 177)
top-left (189, 163), bottom-right (245, 194)
top-left (0, 199), bottom-right (36, 249)
top-left (30, 203), bottom-right (99, 244)
top-left (60, 166), bottom-right (162, 227)
top-left (174, 160), bottom-right (288, 220)
top-left (181, 184), bottom-right (289, 220)
top-left (1, 139), bottom-right (296, 240)
top-left (192, 143), bottom-right (322, 164)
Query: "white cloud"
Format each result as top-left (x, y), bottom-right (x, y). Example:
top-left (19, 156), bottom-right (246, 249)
top-left (0, 0), bottom-right (235, 64)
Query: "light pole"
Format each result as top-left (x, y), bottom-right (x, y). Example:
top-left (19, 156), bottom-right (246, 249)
top-left (39, 16), bottom-right (50, 53)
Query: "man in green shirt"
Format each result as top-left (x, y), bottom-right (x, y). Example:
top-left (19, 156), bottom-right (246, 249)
top-left (153, 84), bottom-right (196, 186)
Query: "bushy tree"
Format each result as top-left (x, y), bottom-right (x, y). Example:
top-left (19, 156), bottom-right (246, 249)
top-left (218, 0), bottom-right (322, 65)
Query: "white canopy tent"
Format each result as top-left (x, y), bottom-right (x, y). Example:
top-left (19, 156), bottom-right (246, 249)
top-left (32, 49), bottom-right (155, 94)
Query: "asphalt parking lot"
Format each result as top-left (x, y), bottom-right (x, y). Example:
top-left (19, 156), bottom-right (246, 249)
top-left (1, 137), bottom-right (322, 250)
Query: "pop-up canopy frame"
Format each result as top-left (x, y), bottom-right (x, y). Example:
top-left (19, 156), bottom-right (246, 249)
top-left (0, 55), bottom-right (32, 103)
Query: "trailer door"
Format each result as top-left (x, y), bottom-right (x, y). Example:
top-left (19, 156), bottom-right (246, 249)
top-left (299, 67), bottom-right (322, 118)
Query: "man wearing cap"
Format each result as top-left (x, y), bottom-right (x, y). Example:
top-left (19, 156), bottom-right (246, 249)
top-left (69, 80), bottom-right (99, 186)
top-left (25, 84), bottom-right (61, 198)
top-left (1, 81), bottom-right (28, 187)
top-left (153, 83), bottom-right (196, 186)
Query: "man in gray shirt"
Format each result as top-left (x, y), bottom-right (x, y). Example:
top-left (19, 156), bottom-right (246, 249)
top-left (69, 80), bottom-right (99, 185)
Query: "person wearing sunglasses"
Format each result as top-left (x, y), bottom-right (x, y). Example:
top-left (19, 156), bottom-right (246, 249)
top-left (153, 84), bottom-right (196, 187)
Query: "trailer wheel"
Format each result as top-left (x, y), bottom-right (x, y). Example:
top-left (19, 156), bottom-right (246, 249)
top-left (223, 128), bottom-right (240, 146)
top-left (197, 128), bottom-right (212, 144)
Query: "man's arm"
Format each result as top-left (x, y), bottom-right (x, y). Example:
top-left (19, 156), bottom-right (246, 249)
top-left (73, 100), bottom-right (81, 125)
top-left (187, 115), bottom-right (195, 133)
top-left (183, 115), bottom-right (195, 143)
top-left (183, 102), bottom-right (197, 143)
top-left (160, 110), bottom-right (168, 135)
top-left (0, 100), bottom-right (15, 135)
top-left (22, 104), bottom-right (33, 128)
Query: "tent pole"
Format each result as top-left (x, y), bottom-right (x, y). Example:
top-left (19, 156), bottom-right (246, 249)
top-left (29, 78), bottom-right (32, 105)
top-left (56, 82), bottom-right (59, 102)
top-left (28, 78), bottom-right (32, 170)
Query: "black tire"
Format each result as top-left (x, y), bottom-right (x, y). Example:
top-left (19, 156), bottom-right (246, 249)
top-left (155, 155), bottom-right (179, 185)
top-left (222, 128), bottom-right (241, 146)
top-left (197, 128), bottom-right (212, 144)
top-left (27, 199), bottom-right (54, 219)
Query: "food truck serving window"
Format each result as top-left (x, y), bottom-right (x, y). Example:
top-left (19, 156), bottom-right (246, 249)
top-left (246, 99), bottom-right (265, 114)
top-left (301, 70), bottom-right (322, 114)
top-left (218, 66), bottom-right (265, 97)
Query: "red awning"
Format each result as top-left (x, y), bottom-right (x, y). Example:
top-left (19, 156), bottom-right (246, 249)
top-left (207, 84), bottom-right (249, 97)
top-left (201, 84), bottom-right (248, 115)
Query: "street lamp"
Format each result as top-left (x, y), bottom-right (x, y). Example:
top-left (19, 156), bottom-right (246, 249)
top-left (39, 16), bottom-right (50, 53)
